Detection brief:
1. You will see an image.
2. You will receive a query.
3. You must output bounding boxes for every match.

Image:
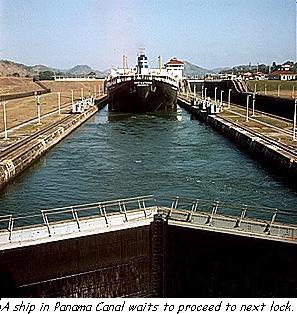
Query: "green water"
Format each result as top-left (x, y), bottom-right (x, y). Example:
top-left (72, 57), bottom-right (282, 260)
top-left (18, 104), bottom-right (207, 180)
top-left (0, 106), bottom-right (296, 223)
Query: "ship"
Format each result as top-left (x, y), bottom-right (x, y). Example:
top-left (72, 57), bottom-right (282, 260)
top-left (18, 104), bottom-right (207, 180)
top-left (106, 52), bottom-right (184, 112)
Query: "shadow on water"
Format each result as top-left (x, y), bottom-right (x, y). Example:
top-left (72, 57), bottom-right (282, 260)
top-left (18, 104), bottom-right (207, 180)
top-left (107, 108), bottom-right (179, 122)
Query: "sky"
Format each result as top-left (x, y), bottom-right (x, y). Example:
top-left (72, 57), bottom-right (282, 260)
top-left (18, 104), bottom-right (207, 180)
top-left (0, 0), bottom-right (296, 70)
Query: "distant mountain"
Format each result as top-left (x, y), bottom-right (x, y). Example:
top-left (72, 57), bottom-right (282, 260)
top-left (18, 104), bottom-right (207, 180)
top-left (0, 59), bottom-right (108, 78)
top-left (183, 61), bottom-right (231, 78)
top-left (183, 61), bottom-right (209, 78)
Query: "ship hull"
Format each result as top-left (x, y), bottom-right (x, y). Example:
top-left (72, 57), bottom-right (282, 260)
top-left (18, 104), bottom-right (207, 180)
top-left (107, 79), bottom-right (178, 112)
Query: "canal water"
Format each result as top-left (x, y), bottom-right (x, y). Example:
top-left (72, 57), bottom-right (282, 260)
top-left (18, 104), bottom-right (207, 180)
top-left (0, 106), bottom-right (296, 223)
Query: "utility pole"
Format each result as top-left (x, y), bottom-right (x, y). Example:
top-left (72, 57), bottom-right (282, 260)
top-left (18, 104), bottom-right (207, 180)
top-left (246, 94), bottom-right (251, 122)
top-left (57, 92), bottom-right (61, 115)
top-left (293, 99), bottom-right (297, 141)
top-left (1, 101), bottom-right (8, 140)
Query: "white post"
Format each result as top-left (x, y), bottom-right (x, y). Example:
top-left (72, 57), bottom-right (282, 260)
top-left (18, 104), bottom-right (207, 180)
top-left (246, 94), bottom-right (251, 122)
top-left (57, 92), bottom-right (61, 115)
top-left (205, 87), bottom-right (207, 99)
top-left (194, 85), bottom-right (196, 100)
top-left (71, 89), bottom-right (74, 104)
top-left (264, 84), bottom-right (267, 95)
top-left (252, 93), bottom-right (255, 116)
top-left (81, 88), bottom-right (84, 100)
top-left (254, 83), bottom-right (257, 94)
top-left (278, 85), bottom-right (280, 97)
top-left (37, 95), bottom-right (41, 124)
top-left (214, 87), bottom-right (217, 103)
top-left (202, 85), bottom-right (204, 99)
top-left (292, 86), bottom-right (295, 99)
top-left (2, 101), bottom-right (8, 140)
top-left (293, 99), bottom-right (297, 141)
top-left (220, 90), bottom-right (224, 107)
top-left (228, 89), bottom-right (231, 109)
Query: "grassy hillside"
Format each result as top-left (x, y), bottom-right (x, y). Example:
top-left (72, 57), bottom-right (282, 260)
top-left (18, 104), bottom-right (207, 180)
top-left (247, 80), bottom-right (296, 98)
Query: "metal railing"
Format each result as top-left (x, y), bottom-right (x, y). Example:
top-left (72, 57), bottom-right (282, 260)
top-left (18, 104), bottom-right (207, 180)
top-left (0, 195), bottom-right (155, 241)
top-left (160, 195), bottom-right (297, 239)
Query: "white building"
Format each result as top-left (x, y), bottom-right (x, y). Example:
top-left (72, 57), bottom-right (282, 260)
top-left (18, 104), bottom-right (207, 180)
top-left (165, 58), bottom-right (184, 80)
top-left (268, 71), bottom-right (296, 81)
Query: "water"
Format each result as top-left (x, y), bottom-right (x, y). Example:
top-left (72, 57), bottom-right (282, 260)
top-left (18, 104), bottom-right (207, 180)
top-left (0, 106), bottom-right (296, 223)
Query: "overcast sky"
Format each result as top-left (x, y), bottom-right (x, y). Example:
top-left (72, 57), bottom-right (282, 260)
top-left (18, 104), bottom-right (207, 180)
top-left (0, 0), bottom-right (296, 70)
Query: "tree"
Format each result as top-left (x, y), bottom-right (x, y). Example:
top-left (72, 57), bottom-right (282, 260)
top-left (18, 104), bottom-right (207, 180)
top-left (12, 72), bottom-right (20, 77)
top-left (38, 71), bottom-right (54, 80)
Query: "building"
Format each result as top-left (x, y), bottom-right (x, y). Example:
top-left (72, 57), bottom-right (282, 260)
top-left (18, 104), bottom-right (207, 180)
top-left (268, 71), bottom-right (296, 81)
top-left (165, 58), bottom-right (184, 80)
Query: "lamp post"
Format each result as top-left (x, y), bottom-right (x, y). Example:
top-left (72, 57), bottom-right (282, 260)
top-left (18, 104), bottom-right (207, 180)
top-left (36, 95), bottom-right (41, 125)
top-left (293, 99), bottom-right (297, 141)
top-left (71, 89), bottom-right (74, 105)
top-left (1, 101), bottom-right (8, 140)
top-left (220, 90), bottom-right (224, 107)
top-left (204, 87), bottom-right (207, 99)
top-left (57, 92), bottom-right (61, 115)
top-left (246, 94), bottom-right (251, 122)
top-left (202, 85), bottom-right (204, 99)
top-left (228, 89), bottom-right (231, 109)
top-left (214, 87), bottom-right (217, 104)
top-left (252, 93), bottom-right (255, 116)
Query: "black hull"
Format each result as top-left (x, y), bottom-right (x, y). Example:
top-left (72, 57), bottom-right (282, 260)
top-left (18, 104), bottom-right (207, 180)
top-left (107, 79), bottom-right (178, 112)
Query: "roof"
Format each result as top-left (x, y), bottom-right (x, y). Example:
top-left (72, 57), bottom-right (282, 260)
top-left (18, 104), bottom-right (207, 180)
top-left (166, 58), bottom-right (184, 65)
top-left (269, 70), bottom-right (295, 75)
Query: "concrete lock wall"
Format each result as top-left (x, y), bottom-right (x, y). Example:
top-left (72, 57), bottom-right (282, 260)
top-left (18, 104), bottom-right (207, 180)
top-left (1, 216), bottom-right (297, 297)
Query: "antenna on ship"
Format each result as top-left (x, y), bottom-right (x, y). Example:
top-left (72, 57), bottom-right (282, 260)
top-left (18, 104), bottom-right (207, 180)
top-left (159, 56), bottom-right (163, 72)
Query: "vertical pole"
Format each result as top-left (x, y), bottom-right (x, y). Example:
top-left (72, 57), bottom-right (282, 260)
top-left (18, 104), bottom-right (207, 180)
top-left (264, 84), bottom-right (267, 95)
top-left (252, 93), bottom-right (255, 116)
top-left (292, 86), bottom-right (295, 99)
top-left (81, 88), bottom-right (84, 100)
top-left (57, 92), bottom-right (61, 115)
top-left (205, 87), bottom-right (207, 99)
top-left (37, 95), bottom-right (41, 124)
top-left (220, 90), bottom-right (224, 107)
top-left (71, 89), bottom-right (74, 104)
top-left (193, 84), bottom-right (196, 100)
top-left (254, 83), bottom-right (257, 94)
top-left (293, 99), bottom-right (297, 141)
top-left (214, 87), bottom-right (217, 103)
top-left (278, 85), bottom-right (280, 97)
top-left (228, 89), bottom-right (231, 109)
top-left (202, 85), bottom-right (204, 99)
top-left (246, 95), bottom-right (250, 122)
top-left (2, 101), bottom-right (8, 140)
